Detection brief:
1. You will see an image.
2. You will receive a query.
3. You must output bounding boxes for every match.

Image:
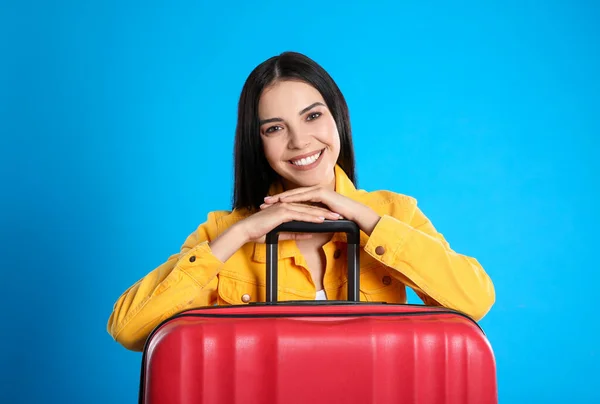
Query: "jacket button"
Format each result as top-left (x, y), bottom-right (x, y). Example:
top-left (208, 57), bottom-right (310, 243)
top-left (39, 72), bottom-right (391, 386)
top-left (382, 276), bottom-right (392, 286)
top-left (189, 256), bottom-right (196, 263)
top-left (241, 294), bottom-right (251, 303)
top-left (375, 246), bottom-right (385, 255)
top-left (333, 249), bottom-right (341, 259)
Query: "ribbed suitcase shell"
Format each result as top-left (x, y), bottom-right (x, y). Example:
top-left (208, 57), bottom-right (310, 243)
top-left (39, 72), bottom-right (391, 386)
top-left (140, 303), bottom-right (497, 404)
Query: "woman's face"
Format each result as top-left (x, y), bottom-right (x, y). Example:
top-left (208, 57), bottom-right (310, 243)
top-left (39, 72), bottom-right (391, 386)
top-left (258, 80), bottom-right (341, 190)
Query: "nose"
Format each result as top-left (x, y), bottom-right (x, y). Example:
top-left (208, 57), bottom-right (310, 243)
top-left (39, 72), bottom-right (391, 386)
top-left (287, 126), bottom-right (311, 150)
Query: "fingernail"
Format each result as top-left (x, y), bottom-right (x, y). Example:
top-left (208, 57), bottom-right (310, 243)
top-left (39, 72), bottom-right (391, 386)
top-left (264, 196), bottom-right (272, 201)
top-left (319, 216), bottom-right (325, 220)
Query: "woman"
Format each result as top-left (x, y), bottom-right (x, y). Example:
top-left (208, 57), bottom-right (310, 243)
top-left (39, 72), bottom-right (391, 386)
top-left (107, 52), bottom-right (495, 352)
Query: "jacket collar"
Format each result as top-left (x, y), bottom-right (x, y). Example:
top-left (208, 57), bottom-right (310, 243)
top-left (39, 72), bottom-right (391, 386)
top-left (252, 240), bottom-right (298, 263)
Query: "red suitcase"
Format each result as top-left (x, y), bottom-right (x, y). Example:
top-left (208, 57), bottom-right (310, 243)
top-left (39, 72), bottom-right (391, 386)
top-left (139, 221), bottom-right (497, 404)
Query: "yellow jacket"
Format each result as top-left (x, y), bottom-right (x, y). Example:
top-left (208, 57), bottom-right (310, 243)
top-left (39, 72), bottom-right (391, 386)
top-left (108, 166), bottom-right (495, 351)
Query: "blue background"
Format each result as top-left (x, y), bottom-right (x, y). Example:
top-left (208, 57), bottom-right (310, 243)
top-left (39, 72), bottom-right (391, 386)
top-left (1, 1), bottom-right (598, 402)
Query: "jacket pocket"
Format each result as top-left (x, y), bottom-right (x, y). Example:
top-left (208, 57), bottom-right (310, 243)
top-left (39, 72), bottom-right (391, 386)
top-left (217, 273), bottom-right (262, 305)
top-left (359, 265), bottom-right (406, 303)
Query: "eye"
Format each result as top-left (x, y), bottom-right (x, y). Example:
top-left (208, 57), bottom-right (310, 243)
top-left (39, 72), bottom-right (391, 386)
top-left (265, 125), bottom-right (283, 134)
top-left (306, 112), bottom-right (322, 121)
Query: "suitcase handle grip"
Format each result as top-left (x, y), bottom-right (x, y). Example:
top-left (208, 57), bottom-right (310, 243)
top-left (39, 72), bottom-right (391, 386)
top-left (265, 219), bottom-right (361, 303)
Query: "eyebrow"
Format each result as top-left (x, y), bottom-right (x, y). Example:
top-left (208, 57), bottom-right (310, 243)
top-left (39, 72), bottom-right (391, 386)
top-left (299, 102), bottom-right (325, 115)
top-left (259, 102), bottom-right (326, 126)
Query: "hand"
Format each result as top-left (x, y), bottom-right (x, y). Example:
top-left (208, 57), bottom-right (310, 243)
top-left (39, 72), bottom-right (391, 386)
top-left (238, 202), bottom-right (342, 244)
top-left (261, 186), bottom-right (381, 236)
top-left (209, 202), bottom-right (342, 262)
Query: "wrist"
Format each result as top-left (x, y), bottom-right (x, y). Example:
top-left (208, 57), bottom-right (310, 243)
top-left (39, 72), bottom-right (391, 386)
top-left (209, 222), bottom-right (249, 262)
top-left (230, 222), bottom-right (251, 245)
top-left (355, 207), bottom-right (381, 236)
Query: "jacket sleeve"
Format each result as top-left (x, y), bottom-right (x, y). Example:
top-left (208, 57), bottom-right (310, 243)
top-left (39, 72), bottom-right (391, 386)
top-left (363, 202), bottom-right (495, 321)
top-left (107, 212), bottom-right (225, 351)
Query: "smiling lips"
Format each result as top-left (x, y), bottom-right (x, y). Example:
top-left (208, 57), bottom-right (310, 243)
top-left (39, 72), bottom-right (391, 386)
top-left (289, 149), bottom-right (324, 167)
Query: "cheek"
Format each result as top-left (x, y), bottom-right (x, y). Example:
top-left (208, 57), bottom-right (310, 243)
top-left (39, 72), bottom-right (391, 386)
top-left (262, 138), bottom-right (284, 164)
top-left (320, 118), bottom-right (341, 150)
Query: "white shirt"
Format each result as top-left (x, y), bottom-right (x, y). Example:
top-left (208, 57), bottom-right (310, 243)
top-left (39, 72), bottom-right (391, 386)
top-left (315, 290), bottom-right (327, 300)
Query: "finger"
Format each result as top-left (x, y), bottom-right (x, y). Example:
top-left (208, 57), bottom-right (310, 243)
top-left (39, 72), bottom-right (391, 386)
top-left (265, 186), bottom-right (318, 202)
top-left (279, 190), bottom-right (323, 205)
top-left (284, 203), bottom-right (340, 220)
top-left (282, 194), bottom-right (347, 220)
top-left (261, 201), bottom-right (336, 216)
top-left (260, 200), bottom-right (289, 209)
top-left (287, 202), bottom-right (341, 218)
top-left (260, 200), bottom-right (327, 210)
top-left (282, 209), bottom-right (329, 224)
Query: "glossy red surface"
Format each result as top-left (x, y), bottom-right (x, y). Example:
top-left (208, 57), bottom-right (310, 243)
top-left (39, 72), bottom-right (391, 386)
top-left (141, 305), bottom-right (497, 404)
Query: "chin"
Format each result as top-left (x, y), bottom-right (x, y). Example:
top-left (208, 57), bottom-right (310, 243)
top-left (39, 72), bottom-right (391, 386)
top-left (279, 161), bottom-right (335, 189)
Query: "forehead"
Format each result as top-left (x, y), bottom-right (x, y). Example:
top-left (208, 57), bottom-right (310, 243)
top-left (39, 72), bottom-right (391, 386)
top-left (258, 80), bottom-right (325, 118)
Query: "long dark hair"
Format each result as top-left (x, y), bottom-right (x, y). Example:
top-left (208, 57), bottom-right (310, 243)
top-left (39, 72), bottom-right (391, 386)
top-left (233, 51), bottom-right (356, 211)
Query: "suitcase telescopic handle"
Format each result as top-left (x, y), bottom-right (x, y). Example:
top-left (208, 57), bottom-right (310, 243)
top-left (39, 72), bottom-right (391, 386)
top-left (265, 219), bottom-right (361, 303)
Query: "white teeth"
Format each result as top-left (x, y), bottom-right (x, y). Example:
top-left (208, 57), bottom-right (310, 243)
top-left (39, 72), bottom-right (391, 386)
top-left (292, 151), bottom-right (321, 166)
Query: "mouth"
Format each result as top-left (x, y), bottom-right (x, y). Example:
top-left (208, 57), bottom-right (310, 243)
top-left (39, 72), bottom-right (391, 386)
top-left (287, 149), bottom-right (325, 171)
